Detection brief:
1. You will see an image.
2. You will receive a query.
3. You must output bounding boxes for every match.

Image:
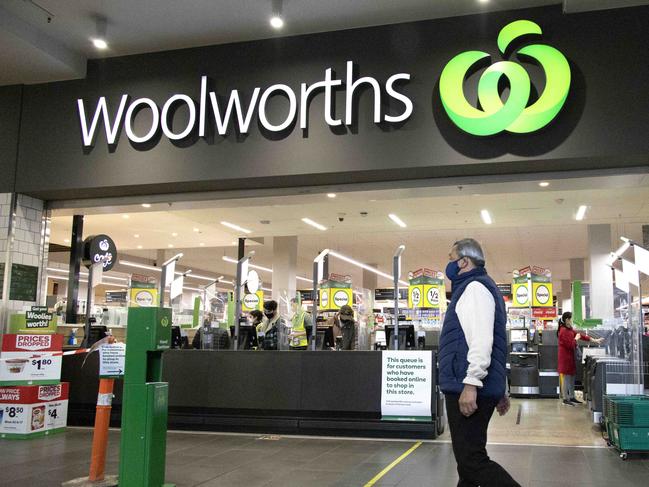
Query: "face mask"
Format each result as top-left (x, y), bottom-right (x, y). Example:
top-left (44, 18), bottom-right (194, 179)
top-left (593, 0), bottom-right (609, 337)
top-left (264, 312), bottom-right (274, 320)
top-left (445, 258), bottom-right (462, 281)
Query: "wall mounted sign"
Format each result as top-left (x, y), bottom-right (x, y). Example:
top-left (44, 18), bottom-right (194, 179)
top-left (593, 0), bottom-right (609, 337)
top-left (82, 234), bottom-right (117, 271)
top-left (440, 20), bottom-right (570, 136)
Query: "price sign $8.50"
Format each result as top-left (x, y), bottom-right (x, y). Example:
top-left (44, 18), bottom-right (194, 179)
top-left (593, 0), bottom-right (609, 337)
top-left (5, 406), bottom-right (24, 418)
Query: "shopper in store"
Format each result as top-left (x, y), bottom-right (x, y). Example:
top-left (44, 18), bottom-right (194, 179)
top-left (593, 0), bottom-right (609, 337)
top-left (288, 298), bottom-right (312, 350)
top-left (557, 311), bottom-right (602, 406)
top-left (439, 238), bottom-right (520, 487)
top-left (257, 300), bottom-right (284, 350)
top-left (192, 314), bottom-right (231, 350)
top-left (330, 305), bottom-right (357, 350)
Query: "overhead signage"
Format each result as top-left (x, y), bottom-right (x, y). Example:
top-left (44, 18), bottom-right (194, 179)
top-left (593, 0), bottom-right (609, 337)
top-left (129, 282), bottom-right (158, 307)
top-left (83, 234), bottom-right (117, 271)
top-left (381, 351), bottom-right (433, 421)
top-left (375, 288), bottom-right (408, 301)
top-left (318, 288), bottom-right (352, 311)
top-left (77, 20), bottom-right (567, 150)
top-left (241, 290), bottom-right (264, 312)
top-left (512, 282), bottom-right (530, 307)
top-left (440, 20), bottom-right (570, 136)
top-left (532, 282), bottom-right (553, 307)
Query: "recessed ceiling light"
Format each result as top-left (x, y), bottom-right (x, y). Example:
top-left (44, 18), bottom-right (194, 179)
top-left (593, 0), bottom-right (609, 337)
top-left (221, 221), bottom-right (252, 234)
top-left (122, 214), bottom-right (129, 219)
top-left (141, 203), bottom-right (151, 208)
top-left (199, 243), bottom-right (205, 247)
top-left (64, 238), bottom-right (70, 243)
top-left (92, 38), bottom-right (108, 50)
top-left (327, 193), bottom-right (336, 198)
top-left (478, 0), bottom-right (490, 3)
top-left (539, 181), bottom-right (550, 187)
top-left (137, 245), bottom-right (143, 249)
top-left (133, 234), bottom-right (140, 238)
top-left (168, 244), bottom-right (174, 248)
top-left (193, 228), bottom-right (200, 232)
top-left (481, 209), bottom-right (493, 225)
top-left (302, 218), bottom-right (327, 231)
top-left (171, 232), bottom-right (178, 237)
top-left (388, 213), bottom-right (407, 228)
top-left (270, 16), bottom-right (284, 29)
top-left (575, 205), bottom-right (588, 221)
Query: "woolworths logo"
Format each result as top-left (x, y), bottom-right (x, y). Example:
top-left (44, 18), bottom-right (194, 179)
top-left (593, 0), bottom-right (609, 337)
top-left (439, 20), bottom-right (571, 136)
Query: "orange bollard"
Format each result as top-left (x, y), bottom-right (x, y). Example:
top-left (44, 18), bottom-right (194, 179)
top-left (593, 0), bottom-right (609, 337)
top-left (88, 378), bottom-right (115, 482)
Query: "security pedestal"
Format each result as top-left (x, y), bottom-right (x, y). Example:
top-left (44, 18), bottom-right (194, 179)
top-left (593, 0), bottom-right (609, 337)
top-left (118, 307), bottom-right (174, 487)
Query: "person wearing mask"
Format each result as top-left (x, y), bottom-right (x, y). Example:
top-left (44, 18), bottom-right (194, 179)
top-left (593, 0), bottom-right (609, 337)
top-left (439, 238), bottom-right (520, 487)
top-left (557, 311), bottom-right (602, 406)
top-left (192, 315), bottom-right (230, 350)
top-left (257, 300), bottom-right (284, 350)
top-left (331, 305), bottom-right (357, 350)
top-left (288, 298), bottom-right (313, 350)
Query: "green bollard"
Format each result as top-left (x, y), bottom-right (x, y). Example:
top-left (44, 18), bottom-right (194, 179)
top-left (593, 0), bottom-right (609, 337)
top-left (118, 307), bottom-right (175, 487)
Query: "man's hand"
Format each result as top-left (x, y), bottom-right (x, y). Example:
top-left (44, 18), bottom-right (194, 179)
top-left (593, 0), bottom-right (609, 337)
top-left (496, 396), bottom-right (511, 416)
top-left (459, 384), bottom-right (478, 417)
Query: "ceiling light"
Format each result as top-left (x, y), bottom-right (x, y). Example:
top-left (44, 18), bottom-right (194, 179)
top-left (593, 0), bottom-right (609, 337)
top-left (270, 16), bottom-right (284, 29)
top-left (388, 213), bottom-right (407, 228)
top-left (168, 244), bottom-right (174, 248)
top-left (141, 203), bottom-right (151, 208)
top-left (134, 234), bottom-right (140, 238)
top-left (92, 38), bottom-right (108, 50)
top-left (120, 260), bottom-right (161, 272)
top-left (302, 218), bottom-right (327, 231)
top-left (329, 250), bottom-right (408, 286)
top-left (221, 221), bottom-right (252, 234)
top-left (327, 193), bottom-right (336, 198)
top-left (64, 238), bottom-right (70, 243)
top-left (193, 228), bottom-right (200, 232)
top-left (172, 232), bottom-right (178, 237)
top-left (575, 205), bottom-right (588, 221)
top-left (137, 245), bottom-right (143, 249)
top-left (122, 214), bottom-right (130, 219)
top-left (480, 209), bottom-right (493, 225)
top-left (539, 181), bottom-right (550, 187)
top-left (222, 256), bottom-right (273, 273)
top-left (199, 243), bottom-right (205, 247)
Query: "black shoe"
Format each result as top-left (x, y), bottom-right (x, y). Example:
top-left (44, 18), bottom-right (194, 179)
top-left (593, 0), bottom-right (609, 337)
top-left (562, 400), bottom-right (575, 406)
top-left (570, 398), bottom-right (583, 404)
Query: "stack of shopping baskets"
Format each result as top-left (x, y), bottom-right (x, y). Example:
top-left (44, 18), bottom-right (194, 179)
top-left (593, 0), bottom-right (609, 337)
top-left (604, 394), bottom-right (649, 460)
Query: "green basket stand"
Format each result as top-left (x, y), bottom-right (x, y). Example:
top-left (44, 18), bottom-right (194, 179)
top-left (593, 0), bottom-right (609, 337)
top-left (603, 395), bottom-right (649, 460)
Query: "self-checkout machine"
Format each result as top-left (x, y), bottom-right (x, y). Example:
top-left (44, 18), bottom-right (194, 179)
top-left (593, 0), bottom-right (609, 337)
top-left (117, 253), bottom-right (181, 486)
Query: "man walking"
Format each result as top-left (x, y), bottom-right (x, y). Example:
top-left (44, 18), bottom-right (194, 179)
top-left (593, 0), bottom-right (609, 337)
top-left (439, 239), bottom-right (520, 487)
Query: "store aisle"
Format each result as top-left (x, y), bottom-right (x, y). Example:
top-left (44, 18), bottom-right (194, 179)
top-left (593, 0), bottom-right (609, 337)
top-left (0, 427), bottom-right (647, 486)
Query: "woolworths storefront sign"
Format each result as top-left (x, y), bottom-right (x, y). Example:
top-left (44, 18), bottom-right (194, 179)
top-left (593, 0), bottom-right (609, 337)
top-left (78, 20), bottom-right (569, 148)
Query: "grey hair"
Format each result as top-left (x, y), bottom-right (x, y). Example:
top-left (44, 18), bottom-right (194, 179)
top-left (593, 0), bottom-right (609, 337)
top-left (453, 238), bottom-right (486, 267)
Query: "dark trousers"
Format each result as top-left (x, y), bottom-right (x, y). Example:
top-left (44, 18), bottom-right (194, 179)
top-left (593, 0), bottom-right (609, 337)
top-left (445, 394), bottom-right (521, 487)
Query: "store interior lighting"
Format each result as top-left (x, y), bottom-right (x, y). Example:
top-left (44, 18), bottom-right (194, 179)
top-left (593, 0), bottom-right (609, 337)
top-left (221, 221), bottom-right (252, 234)
top-left (222, 255), bottom-right (311, 283)
top-left (270, 0), bottom-right (284, 29)
top-left (301, 217), bottom-right (327, 231)
top-left (388, 213), bottom-right (407, 228)
top-left (328, 250), bottom-right (409, 286)
top-left (575, 205), bottom-right (588, 220)
top-left (480, 209), bottom-right (493, 225)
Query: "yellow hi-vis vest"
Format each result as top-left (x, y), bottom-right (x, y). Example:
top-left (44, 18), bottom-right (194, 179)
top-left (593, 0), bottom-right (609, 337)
top-left (290, 311), bottom-right (309, 348)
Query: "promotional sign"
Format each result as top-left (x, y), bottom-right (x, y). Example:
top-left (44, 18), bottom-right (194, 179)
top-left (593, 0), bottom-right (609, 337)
top-left (99, 343), bottom-right (126, 378)
top-left (381, 351), bottom-right (432, 421)
top-left (408, 269), bottom-right (446, 310)
top-left (0, 383), bottom-right (69, 438)
top-left (8, 307), bottom-right (57, 334)
top-left (533, 307), bottom-right (557, 319)
top-left (82, 234), bottom-right (117, 271)
top-left (423, 284), bottom-right (444, 309)
top-left (512, 281), bottom-right (530, 307)
top-left (532, 282), bottom-right (553, 307)
top-left (318, 288), bottom-right (352, 311)
top-left (0, 334), bottom-right (63, 385)
top-left (407, 285), bottom-right (423, 309)
top-left (241, 290), bottom-right (264, 312)
top-left (129, 282), bottom-right (158, 307)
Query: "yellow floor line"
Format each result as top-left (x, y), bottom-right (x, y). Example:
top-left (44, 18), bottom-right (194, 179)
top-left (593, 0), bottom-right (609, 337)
top-left (363, 441), bottom-right (422, 487)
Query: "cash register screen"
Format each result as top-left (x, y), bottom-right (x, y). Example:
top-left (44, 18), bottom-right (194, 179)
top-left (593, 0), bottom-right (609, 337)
top-left (510, 329), bottom-right (528, 343)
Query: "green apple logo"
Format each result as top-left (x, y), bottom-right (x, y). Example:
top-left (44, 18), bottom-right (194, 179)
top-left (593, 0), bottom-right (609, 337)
top-left (439, 20), bottom-right (571, 136)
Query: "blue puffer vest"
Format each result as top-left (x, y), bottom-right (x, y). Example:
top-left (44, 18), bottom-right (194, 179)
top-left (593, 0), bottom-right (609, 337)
top-left (438, 267), bottom-right (507, 399)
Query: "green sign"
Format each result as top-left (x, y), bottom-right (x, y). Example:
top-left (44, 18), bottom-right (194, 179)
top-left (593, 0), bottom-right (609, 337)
top-left (439, 19), bottom-right (571, 136)
top-left (0, 263), bottom-right (39, 302)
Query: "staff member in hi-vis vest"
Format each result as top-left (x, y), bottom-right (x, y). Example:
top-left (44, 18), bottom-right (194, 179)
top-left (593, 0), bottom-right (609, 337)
top-left (289, 298), bottom-right (312, 350)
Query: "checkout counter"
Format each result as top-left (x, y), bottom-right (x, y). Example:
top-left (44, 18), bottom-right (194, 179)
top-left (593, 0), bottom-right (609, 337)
top-left (508, 328), bottom-right (559, 397)
top-left (61, 350), bottom-right (442, 439)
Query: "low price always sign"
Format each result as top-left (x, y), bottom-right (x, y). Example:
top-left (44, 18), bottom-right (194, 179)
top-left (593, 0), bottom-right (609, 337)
top-left (381, 351), bottom-right (432, 421)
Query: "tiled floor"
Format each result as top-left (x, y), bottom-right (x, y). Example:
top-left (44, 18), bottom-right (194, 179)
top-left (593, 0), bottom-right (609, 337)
top-left (1, 399), bottom-right (648, 486)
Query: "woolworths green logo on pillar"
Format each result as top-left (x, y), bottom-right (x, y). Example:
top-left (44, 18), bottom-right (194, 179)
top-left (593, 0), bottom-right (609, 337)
top-left (439, 20), bottom-right (571, 136)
